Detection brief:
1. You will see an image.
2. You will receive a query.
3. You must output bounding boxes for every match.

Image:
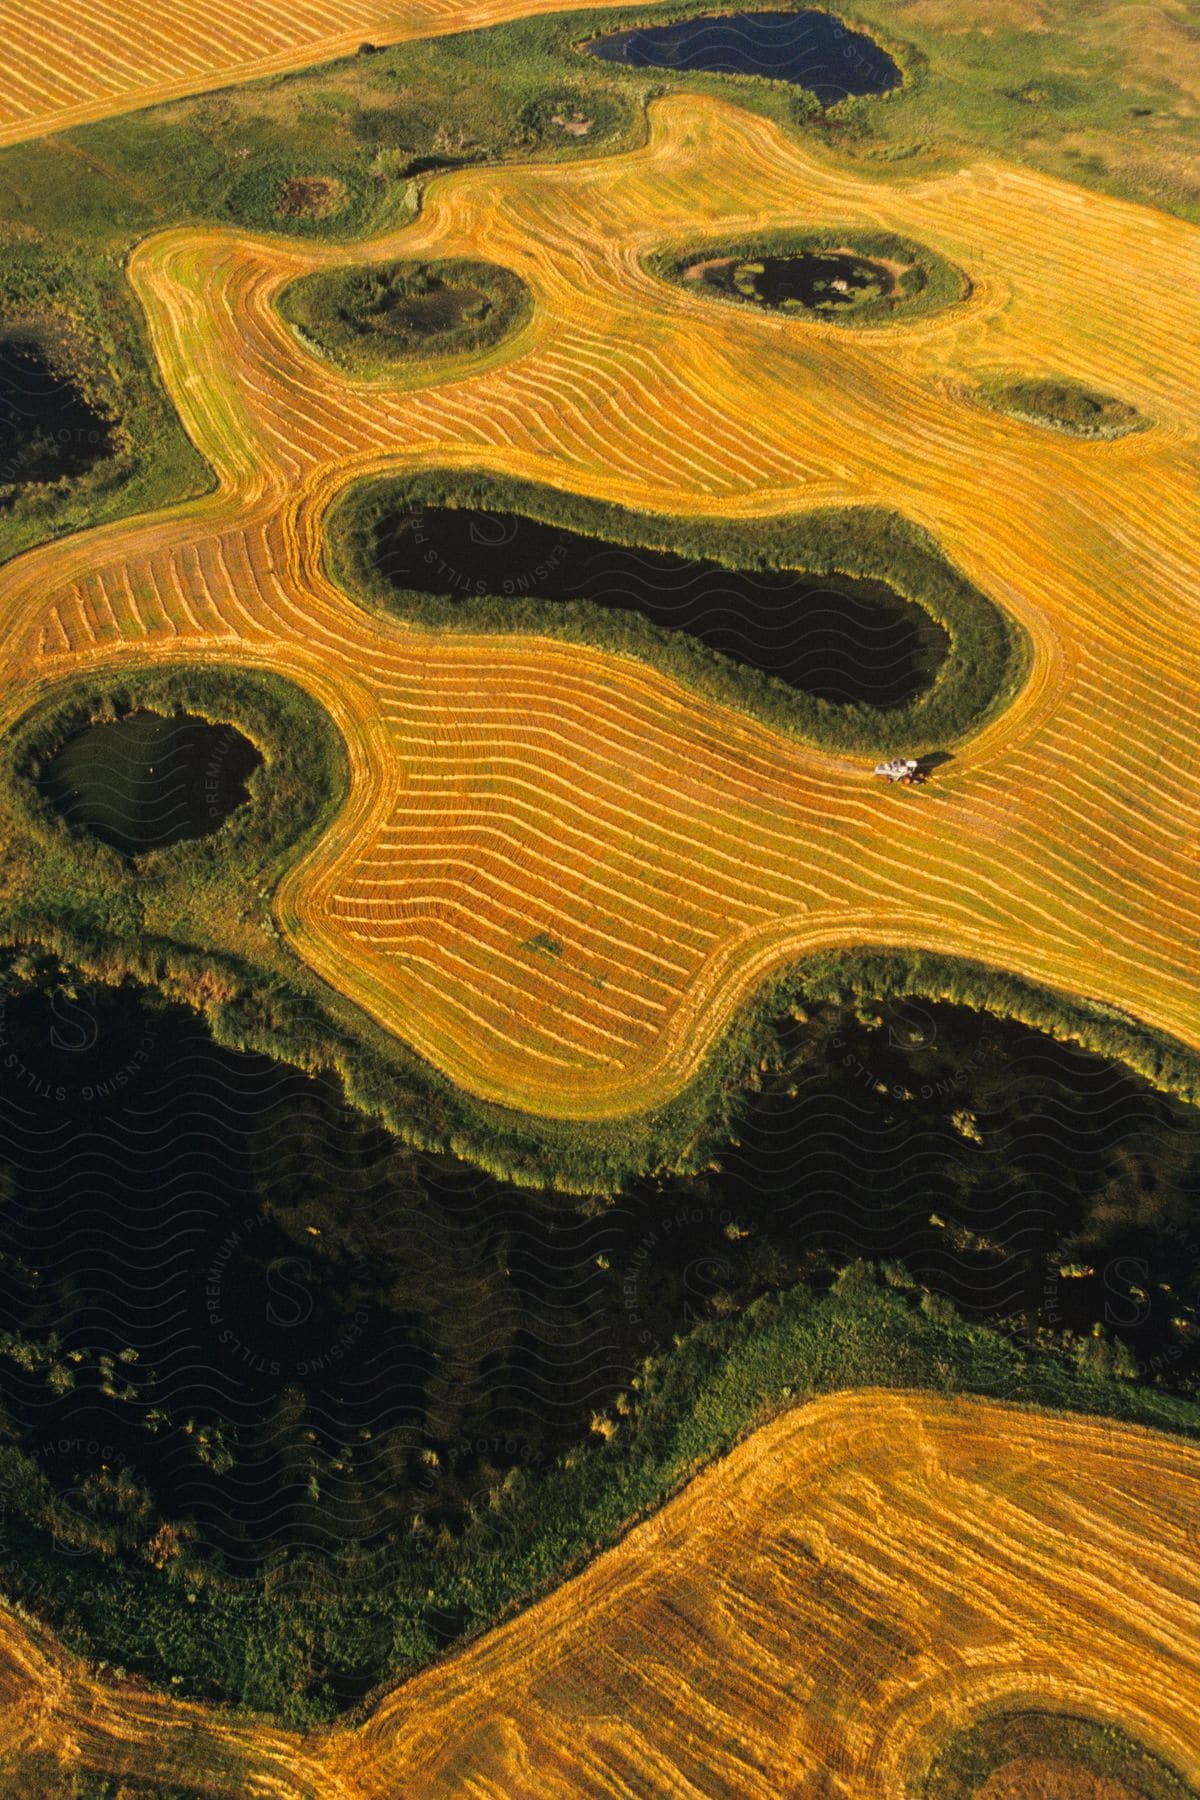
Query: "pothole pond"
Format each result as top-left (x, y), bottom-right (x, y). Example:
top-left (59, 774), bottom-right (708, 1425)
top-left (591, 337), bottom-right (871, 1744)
top-left (36, 710), bottom-right (263, 856)
top-left (374, 505), bottom-right (949, 708)
top-left (585, 9), bottom-right (902, 104)
top-left (0, 332), bottom-right (114, 492)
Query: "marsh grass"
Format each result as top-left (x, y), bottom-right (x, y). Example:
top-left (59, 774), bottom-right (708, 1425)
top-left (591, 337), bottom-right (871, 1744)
top-left (647, 224), bottom-right (968, 326)
top-left (977, 373), bottom-right (1148, 438)
top-left (277, 257), bottom-right (533, 376)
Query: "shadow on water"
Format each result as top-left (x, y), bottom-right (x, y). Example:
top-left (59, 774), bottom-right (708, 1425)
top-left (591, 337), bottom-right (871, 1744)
top-left (375, 506), bottom-right (949, 709)
top-left (0, 332), bottom-right (114, 493)
top-left (37, 711), bottom-right (263, 856)
top-left (0, 968), bottom-right (1196, 1595)
top-left (585, 9), bottom-right (902, 104)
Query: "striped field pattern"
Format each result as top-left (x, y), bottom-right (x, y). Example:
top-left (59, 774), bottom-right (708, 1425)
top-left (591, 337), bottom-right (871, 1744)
top-left (3, 93), bottom-right (1200, 1120)
top-left (0, 0), bottom-right (656, 148)
top-left (1, 1391), bottom-right (1197, 1794)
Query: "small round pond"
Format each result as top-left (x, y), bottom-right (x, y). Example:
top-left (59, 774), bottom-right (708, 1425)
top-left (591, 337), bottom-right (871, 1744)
top-left (585, 10), bottom-right (902, 103)
top-left (37, 710), bottom-right (263, 855)
top-left (375, 505), bottom-right (949, 709)
top-left (702, 250), bottom-right (893, 313)
top-left (0, 332), bottom-right (114, 491)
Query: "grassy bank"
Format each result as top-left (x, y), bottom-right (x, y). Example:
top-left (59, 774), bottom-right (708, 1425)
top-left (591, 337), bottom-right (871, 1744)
top-left (645, 225), bottom-right (967, 327)
top-left (0, 1266), bottom-right (1196, 1724)
top-left (326, 466), bottom-right (1030, 758)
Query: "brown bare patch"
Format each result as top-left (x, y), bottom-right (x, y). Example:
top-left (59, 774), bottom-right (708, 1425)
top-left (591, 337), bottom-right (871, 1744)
top-left (277, 175), bottom-right (347, 219)
top-left (681, 255), bottom-right (735, 281)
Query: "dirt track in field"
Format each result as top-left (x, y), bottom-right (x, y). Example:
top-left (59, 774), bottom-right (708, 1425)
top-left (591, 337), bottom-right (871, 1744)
top-left (2, 1392), bottom-right (1197, 1795)
top-left (0, 0), bottom-right (657, 149)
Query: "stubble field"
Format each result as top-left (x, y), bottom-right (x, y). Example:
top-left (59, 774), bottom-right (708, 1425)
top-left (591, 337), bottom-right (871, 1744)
top-left (2, 92), bottom-right (1199, 1121)
top-left (0, 0), bottom-right (655, 149)
top-left (1, 1391), bottom-right (1197, 1795)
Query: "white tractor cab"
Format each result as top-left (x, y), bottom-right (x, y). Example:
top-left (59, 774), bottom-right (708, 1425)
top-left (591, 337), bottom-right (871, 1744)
top-left (874, 757), bottom-right (925, 786)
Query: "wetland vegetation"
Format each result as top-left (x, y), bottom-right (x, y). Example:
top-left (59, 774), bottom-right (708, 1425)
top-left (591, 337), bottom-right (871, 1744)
top-left (277, 257), bottom-right (532, 377)
top-left (977, 374), bottom-right (1147, 439)
top-left (0, 965), bottom-right (1198, 1716)
top-left (330, 467), bottom-right (1022, 755)
top-left (0, 329), bottom-right (115, 492)
top-left (922, 1711), bottom-right (1199, 1800)
top-left (651, 226), bottom-right (967, 326)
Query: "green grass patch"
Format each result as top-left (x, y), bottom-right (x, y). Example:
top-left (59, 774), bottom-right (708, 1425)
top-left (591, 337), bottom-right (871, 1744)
top-left (977, 373), bottom-right (1148, 438)
top-left (277, 256), bottom-right (532, 376)
top-left (921, 1709), bottom-right (1198, 1798)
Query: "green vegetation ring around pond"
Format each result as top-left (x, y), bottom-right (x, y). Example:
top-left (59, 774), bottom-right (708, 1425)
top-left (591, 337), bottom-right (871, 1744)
top-left (976, 373), bottom-right (1149, 439)
top-left (219, 157), bottom-right (379, 239)
top-left (325, 464), bottom-right (1028, 758)
top-left (5, 662), bottom-right (348, 925)
top-left (921, 1709), bottom-right (1199, 1799)
top-left (645, 226), bottom-right (969, 327)
top-left (276, 256), bottom-right (534, 380)
top-left (0, 235), bottom-right (211, 569)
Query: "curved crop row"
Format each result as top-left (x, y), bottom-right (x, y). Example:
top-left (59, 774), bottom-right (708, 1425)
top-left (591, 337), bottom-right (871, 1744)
top-left (0, 0), bottom-right (650, 148)
top-left (0, 1391), bottom-right (1197, 1795)
top-left (1, 93), bottom-right (1198, 1130)
top-left (326, 465), bottom-right (1027, 755)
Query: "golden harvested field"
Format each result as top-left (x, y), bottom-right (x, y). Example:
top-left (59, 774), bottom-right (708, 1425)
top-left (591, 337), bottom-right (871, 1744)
top-left (1, 1392), bottom-right (1197, 1795)
top-left (0, 0), bottom-right (651, 149)
top-left (3, 93), bottom-right (1200, 1120)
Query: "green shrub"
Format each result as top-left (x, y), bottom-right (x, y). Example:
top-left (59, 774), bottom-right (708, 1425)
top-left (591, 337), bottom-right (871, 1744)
top-left (977, 374), bottom-right (1147, 438)
top-left (277, 257), bottom-right (532, 376)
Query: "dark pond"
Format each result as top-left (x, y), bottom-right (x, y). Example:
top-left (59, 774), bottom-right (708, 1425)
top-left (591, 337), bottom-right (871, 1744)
top-left (0, 965), bottom-right (1195, 1639)
top-left (37, 710), bottom-right (263, 856)
top-left (375, 506), bottom-right (949, 709)
top-left (586, 9), bottom-right (902, 104)
top-left (705, 250), bottom-right (894, 311)
top-left (0, 333), bottom-right (114, 491)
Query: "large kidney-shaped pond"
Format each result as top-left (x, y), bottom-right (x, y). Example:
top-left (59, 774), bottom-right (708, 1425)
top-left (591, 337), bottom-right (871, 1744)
top-left (375, 504), bottom-right (948, 709)
top-left (585, 10), bottom-right (902, 103)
